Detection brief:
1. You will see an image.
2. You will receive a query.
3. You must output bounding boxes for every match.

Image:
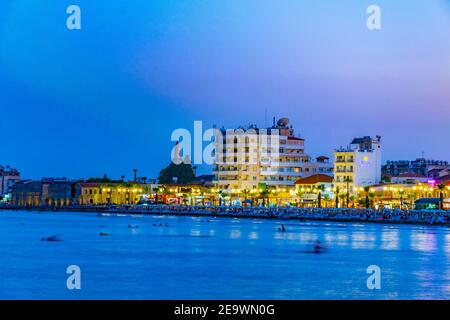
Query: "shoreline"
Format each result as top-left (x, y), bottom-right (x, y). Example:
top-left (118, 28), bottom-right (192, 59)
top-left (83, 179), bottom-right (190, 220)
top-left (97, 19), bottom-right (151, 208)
top-left (1, 205), bottom-right (449, 226)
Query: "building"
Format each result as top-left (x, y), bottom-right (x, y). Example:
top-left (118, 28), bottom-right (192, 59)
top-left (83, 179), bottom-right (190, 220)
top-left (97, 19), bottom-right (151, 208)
top-left (333, 136), bottom-right (382, 193)
top-left (12, 178), bottom-right (74, 207)
top-left (363, 182), bottom-right (450, 210)
top-left (382, 158), bottom-right (449, 177)
top-left (390, 173), bottom-right (429, 185)
top-left (213, 118), bottom-right (310, 192)
top-left (74, 182), bottom-right (148, 205)
top-left (299, 156), bottom-right (333, 178)
top-left (0, 165), bottom-right (21, 196)
top-left (295, 174), bottom-right (334, 207)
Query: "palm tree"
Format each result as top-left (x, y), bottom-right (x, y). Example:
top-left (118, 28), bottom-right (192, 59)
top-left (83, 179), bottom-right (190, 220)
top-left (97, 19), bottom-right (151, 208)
top-left (399, 189), bottom-right (406, 210)
top-left (349, 195), bottom-right (356, 208)
top-left (438, 183), bottom-right (445, 210)
top-left (323, 194), bottom-right (330, 208)
top-left (317, 184), bottom-right (325, 208)
top-left (218, 190), bottom-right (226, 206)
top-left (339, 193), bottom-right (346, 208)
top-left (133, 169), bottom-right (138, 182)
top-left (260, 189), bottom-right (270, 207)
top-left (242, 189), bottom-right (250, 201)
top-left (121, 175), bottom-right (125, 182)
top-left (152, 187), bottom-right (159, 205)
top-left (364, 186), bottom-right (370, 209)
top-left (344, 177), bottom-right (352, 208)
top-left (335, 186), bottom-right (340, 208)
top-left (297, 189), bottom-right (304, 207)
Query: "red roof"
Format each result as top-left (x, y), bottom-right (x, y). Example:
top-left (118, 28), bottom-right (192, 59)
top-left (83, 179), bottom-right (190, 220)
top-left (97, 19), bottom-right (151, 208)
top-left (295, 174), bottom-right (333, 185)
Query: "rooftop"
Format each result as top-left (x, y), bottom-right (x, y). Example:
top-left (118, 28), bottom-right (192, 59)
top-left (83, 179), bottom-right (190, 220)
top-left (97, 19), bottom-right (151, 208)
top-left (295, 174), bottom-right (333, 185)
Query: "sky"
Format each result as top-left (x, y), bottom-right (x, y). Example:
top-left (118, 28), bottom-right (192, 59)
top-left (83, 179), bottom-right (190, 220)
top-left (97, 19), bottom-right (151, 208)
top-left (0, 0), bottom-right (449, 180)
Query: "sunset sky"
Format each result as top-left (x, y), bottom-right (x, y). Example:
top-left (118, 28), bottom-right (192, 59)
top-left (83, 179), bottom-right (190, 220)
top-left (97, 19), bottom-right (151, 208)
top-left (1, 0), bottom-right (449, 179)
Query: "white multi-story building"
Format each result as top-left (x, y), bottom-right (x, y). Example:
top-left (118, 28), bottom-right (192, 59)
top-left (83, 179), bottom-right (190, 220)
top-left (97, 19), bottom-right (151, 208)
top-left (333, 136), bottom-right (382, 193)
top-left (213, 118), bottom-right (310, 191)
top-left (299, 156), bottom-right (334, 178)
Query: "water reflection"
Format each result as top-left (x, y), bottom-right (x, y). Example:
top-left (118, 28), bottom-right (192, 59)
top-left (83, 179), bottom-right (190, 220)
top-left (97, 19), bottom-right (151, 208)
top-left (381, 228), bottom-right (399, 250)
top-left (230, 230), bottom-right (241, 239)
top-left (410, 231), bottom-right (437, 252)
top-left (248, 232), bottom-right (258, 240)
top-left (351, 232), bottom-right (376, 249)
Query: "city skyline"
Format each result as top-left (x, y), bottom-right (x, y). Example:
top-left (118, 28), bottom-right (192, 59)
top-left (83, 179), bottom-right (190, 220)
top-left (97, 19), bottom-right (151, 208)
top-left (1, 1), bottom-right (450, 179)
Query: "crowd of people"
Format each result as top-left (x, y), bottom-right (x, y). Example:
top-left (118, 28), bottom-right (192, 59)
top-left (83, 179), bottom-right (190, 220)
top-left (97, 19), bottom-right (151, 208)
top-left (117, 204), bottom-right (449, 225)
top-left (2, 203), bottom-right (449, 225)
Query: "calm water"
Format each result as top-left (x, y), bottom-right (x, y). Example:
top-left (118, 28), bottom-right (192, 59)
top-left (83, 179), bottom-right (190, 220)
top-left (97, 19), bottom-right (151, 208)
top-left (0, 210), bottom-right (449, 300)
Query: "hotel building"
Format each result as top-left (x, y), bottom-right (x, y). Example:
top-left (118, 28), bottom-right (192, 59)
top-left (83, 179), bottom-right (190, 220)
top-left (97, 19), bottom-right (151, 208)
top-left (333, 136), bottom-right (382, 193)
top-left (213, 118), bottom-right (310, 192)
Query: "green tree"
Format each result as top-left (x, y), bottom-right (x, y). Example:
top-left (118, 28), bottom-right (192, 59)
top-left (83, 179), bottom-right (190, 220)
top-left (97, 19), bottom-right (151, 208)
top-left (158, 163), bottom-right (195, 184)
top-left (335, 186), bottom-right (341, 208)
top-left (317, 184), bottom-right (325, 208)
top-left (364, 186), bottom-right (370, 209)
top-left (259, 189), bottom-right (270, 207)
top-left (297, 189), bottom-right (304, 207)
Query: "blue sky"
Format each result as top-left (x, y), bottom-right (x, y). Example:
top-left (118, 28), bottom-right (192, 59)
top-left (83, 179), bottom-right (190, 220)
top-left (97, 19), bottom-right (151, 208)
top-left (1, 0), bottom-right (449, 180)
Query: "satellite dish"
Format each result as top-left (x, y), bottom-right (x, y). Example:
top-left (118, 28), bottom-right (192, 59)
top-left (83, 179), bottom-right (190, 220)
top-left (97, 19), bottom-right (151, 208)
top-left (277, 118), bottom-right (289, 127)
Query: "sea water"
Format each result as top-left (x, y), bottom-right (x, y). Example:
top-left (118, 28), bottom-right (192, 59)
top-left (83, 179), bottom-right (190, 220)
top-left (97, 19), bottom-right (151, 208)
top-left (0, 210), bottom-right (449, 299)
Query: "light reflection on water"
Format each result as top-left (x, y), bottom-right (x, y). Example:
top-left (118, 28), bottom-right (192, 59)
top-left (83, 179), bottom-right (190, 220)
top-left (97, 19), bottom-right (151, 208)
top-left (0, 211), bottom-right (449, 299)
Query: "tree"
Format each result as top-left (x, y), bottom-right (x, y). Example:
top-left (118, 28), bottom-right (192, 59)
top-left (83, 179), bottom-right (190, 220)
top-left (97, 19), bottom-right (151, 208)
top-left (335, 186), bottom-right (340, 208)
top-left (399, 189), bottom-right (406, 210)
top-left (297, 189), bottom-right (304, 207)
top-left (438, 183), bottom-right (445, 210)
top-left (349, 195), bottom-right (356, 208)
top-left (158, 163), bottom-right (195, 184)
top-left (339, 193), bottom-right (346, 208)
top-left (259, 189), bottom-right (270, 207)
top-left (344, 177), bottom-right (352, 208)
top-left (323, 194), bottom-right (330, 208)
top-left (133, 169), bottom-right (138, 182)
top-left (317, 184), bottom-right (325, 208)
top-left (218, 190), bottom-right (228, 206)
top-left (152, 187), bottom-right (159, 205)
top-left (364, 186), bottom-right (370, 209)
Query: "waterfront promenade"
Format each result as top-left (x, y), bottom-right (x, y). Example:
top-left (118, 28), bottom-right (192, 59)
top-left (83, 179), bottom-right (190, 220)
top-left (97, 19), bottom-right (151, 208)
top-left (1, 204), bottom-right (449, 226)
